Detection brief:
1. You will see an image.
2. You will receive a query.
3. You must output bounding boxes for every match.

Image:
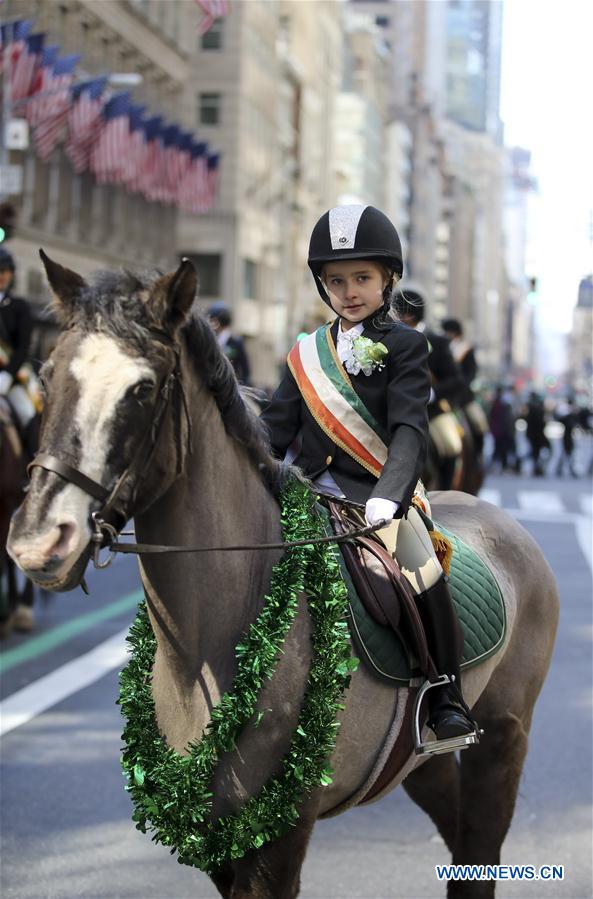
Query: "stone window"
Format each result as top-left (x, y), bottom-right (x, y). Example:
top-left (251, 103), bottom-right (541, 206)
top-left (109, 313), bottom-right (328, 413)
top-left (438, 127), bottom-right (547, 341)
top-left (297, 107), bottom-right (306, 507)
top-left (243, 259), bottom-right (257, 300)
top-left (201, 19), bottom-right (224, 51)
top-left (198, 92), bottom-right (221, 126)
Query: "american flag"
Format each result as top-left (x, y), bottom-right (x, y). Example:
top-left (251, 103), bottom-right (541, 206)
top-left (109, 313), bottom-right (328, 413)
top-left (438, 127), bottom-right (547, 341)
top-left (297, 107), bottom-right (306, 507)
top-left (25, 45), bottom-right (59, 127)
top-left (33, 53), bottom-right (80, 161)
top-left (0, 19), bottom-right (33, 75)
top-left (194, 0), bottom-right (229, 36)
top-left (178, 141), bottom-right (210, 213)
top-left (205, 152), bottom-right (220, 208)
top-left (90, 92), bottom-right (131, 182)
top-left (160, 125), bottom-right (185, 203)
top-left (141, 122), bottom-right (167, 202)
top-left (174, 131), bottom-right (194, 191)
top-left (126, 114), bottom-right (161, 195)
top-left (10, 31), bottom-right (44, 102)
top-left (65, 76), bottom-right (107, 174)
top-left (118, 103), bottom-right (145, 186)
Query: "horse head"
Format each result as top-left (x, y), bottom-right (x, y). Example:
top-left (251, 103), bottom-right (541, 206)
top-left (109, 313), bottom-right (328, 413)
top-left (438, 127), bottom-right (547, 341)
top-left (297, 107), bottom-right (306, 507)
top-left (7, 251), bottom-right (197, 591)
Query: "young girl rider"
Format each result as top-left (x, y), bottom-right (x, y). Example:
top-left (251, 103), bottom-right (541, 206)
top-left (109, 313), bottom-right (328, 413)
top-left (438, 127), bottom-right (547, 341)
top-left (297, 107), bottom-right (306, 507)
top-left (261, 205), bottom-right (478, 749)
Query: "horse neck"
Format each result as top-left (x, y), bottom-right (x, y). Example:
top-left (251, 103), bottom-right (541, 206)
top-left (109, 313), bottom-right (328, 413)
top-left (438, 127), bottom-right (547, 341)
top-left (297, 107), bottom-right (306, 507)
top-left (134, 354), bottom-right (283, 748)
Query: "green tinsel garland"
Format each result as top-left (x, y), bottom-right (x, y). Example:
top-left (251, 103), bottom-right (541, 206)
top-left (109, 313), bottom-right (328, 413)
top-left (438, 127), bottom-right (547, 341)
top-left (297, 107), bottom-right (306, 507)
top-left (118, 480), bottom-right (358, 874)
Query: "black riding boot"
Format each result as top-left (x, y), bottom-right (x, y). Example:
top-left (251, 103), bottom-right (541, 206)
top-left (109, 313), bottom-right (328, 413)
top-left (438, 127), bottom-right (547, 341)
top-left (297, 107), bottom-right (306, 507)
top-left (415, 574), bottom-right (476, 740)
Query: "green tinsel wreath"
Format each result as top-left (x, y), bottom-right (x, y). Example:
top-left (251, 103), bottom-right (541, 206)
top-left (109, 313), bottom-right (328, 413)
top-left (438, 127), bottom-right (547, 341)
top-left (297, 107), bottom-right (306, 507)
top-left (118, 479), bottom-right (358, 874)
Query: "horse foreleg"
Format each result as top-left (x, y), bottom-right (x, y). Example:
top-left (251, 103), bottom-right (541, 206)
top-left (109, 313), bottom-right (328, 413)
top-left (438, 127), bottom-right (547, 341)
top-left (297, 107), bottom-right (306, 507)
top-left (222, 797), bottom-right (320, 899)
top-left (449, 710), bottom-right (529, 898)
top-left (403, 753), bottom-right (460, 852)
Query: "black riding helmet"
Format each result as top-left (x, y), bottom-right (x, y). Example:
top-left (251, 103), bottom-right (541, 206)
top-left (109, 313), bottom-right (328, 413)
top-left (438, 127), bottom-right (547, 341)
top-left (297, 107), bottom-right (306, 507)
top-left (308, 205), bottom-right (403, 305)
top-left (0, 248), bottom-right (15, 272)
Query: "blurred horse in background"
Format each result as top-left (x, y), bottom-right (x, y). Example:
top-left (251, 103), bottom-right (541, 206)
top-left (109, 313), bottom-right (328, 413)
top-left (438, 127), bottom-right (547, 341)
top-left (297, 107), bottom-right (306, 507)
top-left (0, 399), bottom-right (36, 637)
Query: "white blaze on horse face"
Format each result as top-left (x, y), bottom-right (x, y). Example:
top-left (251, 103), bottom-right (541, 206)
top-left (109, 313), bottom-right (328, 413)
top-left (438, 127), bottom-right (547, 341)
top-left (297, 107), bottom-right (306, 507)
top-left (70, 333), bottom-right (155, 480)
top-left (45, 334), bottom-right (156, 536)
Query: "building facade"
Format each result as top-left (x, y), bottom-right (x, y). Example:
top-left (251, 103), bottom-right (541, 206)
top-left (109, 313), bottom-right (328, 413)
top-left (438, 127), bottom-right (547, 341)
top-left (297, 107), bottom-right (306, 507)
top-left (350, 0), bottom-right (508, 370)
top-left (176, 0), bottom-right (343, 384)
top-left (570, 275), bottom-right (593, 393)
top-left (2, 0), bottom-right (195, 335)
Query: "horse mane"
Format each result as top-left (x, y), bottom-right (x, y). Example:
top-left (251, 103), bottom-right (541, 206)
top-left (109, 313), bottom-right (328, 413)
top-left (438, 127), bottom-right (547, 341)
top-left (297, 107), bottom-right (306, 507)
top-left (66, 268), bottom-right (291, 497)
top-left (182, 314), bottom-right (291, 496)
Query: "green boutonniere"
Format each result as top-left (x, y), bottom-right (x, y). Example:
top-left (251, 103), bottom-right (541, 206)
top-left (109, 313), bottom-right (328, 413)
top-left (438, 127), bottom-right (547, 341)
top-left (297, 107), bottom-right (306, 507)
top-left (345, 336), bottom-right (388, 376)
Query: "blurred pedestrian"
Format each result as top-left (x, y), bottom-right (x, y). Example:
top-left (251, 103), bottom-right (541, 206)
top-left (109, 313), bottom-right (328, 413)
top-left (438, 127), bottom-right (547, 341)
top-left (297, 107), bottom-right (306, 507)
top-left (207, 302), bottom-right (251, 385)
top-left (554, 397), bottom-right (579, 477)
top-left (576, 404), bottom-right (593, 476)
top-left (524, 391), bottom-right (548, 477)
top-left (488, 386), bottom-right (515, 473)
top-left (0, 248), bottom-right (40, 460)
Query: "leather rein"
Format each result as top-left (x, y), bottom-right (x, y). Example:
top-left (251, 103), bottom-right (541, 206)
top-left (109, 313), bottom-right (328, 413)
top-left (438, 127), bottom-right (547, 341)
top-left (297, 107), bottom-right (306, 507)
top-left (28, 355), bottom-right (384, 577)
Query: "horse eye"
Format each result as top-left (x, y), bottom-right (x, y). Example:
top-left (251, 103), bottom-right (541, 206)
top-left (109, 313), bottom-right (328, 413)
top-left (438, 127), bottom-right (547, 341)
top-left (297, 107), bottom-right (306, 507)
top-left (132, 380), bottom-right (154, 400)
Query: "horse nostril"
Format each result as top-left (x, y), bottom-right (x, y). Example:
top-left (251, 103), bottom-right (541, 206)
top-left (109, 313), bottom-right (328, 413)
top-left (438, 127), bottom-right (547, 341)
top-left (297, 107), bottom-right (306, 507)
top-left (54, 522), bottom-right (77, 558)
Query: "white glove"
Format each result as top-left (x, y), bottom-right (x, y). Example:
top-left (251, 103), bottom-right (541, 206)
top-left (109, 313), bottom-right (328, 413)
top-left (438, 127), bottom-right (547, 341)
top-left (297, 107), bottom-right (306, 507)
top-left (0, 371), bottom-right (13, 395)
top-left (365, 497), bottom-right (399, 527)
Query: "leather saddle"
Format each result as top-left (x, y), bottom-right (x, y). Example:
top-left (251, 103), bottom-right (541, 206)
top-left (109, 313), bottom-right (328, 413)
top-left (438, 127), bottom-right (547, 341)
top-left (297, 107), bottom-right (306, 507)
top-left (323, 498), bottom-right (436, 682)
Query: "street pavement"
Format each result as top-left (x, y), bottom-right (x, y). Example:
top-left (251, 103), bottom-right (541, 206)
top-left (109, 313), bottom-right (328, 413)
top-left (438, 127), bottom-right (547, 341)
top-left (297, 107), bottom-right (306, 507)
top-left (1, 461), bottom-right (591, 898)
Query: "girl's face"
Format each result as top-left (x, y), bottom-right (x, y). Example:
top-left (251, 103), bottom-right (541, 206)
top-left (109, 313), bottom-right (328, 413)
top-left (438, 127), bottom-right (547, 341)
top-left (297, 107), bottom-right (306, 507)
top-left (322, 260), bottom-right (387, 330)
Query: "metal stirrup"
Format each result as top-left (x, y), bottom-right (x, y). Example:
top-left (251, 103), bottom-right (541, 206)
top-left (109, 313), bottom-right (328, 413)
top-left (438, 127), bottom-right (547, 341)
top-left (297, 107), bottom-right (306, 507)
top-left (413, 675), bottom-right (483, 756)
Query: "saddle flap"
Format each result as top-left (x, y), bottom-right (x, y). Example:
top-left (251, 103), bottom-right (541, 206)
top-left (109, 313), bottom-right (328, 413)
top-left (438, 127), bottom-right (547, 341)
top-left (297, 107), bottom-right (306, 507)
top-left (325, 499), bottom-right (433, 677)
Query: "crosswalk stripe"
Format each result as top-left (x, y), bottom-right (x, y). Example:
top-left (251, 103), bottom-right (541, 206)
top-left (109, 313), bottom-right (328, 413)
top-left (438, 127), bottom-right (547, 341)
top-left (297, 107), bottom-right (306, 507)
top-left (517, 491), bottom-right (565, 513)
top-left (478, 488), bottom-right (501, 506)
top-left (580, 495), bottom-right (593, 517)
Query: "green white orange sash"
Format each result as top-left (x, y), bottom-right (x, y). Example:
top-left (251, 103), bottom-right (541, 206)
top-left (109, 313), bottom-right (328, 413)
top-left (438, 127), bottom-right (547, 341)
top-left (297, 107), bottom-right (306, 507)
top-left (287, 324), bottom-right (389, 477)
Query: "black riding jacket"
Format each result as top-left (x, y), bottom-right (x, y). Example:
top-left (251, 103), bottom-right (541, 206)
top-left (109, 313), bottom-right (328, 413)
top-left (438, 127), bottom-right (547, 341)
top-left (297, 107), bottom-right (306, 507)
top-left (261, 318), bottom-right (430, 510)
top-left (0, 291), bottom-right (32, 377)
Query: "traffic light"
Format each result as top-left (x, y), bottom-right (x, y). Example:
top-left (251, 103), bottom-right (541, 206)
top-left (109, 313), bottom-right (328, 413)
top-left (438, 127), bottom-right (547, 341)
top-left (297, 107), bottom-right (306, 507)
top-left (527, 275), bottom-right (538, 306)
top-left (0, 203), bottom-right (16, 243)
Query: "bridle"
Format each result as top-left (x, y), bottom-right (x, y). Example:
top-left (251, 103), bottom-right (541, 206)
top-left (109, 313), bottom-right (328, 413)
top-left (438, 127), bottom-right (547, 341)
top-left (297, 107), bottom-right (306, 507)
top-left (28, 352), bottom-right (181, 575)
top-left (27, 347), bottom-right (384, 586)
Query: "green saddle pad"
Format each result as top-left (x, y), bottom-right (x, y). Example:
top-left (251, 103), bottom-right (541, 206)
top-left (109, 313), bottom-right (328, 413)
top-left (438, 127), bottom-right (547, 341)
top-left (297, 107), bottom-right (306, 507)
top-left (318, 507), bottom-right (506, 685)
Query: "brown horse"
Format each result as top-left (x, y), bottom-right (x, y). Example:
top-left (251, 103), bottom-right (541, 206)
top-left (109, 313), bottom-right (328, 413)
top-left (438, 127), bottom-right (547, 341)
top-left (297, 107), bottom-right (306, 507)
top-left (0, 399), bottom-right (35, 635)
top-left (7, 256), bottom-right (559, 899)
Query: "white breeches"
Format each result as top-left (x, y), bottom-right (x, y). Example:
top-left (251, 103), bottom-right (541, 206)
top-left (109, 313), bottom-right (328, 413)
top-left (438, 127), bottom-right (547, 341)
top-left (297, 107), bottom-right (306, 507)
top-left (377, 506), bottom-right (442, 594)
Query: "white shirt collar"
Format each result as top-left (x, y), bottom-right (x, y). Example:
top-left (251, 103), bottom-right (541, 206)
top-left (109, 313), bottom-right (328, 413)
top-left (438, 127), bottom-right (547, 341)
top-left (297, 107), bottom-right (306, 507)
top-left (338, 320), bottom-right (364, 340)
top-left (336, 321), bottom-right (364, 363)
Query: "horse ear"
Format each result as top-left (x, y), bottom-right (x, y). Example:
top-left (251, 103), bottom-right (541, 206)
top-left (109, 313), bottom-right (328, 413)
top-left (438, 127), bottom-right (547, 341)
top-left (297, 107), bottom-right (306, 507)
top-left (39, 249), bottom-right (86, 320)
top-left (150, 258), bottom-right (198, 330)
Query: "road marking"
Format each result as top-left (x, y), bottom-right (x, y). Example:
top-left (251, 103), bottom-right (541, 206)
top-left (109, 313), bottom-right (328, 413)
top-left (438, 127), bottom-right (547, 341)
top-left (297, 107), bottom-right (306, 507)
top-left (0, 627), bottom-right (130, 738)
top-left (507, 509), bottom-right (592, 579)
top-left (0, 589), bottom-right (143, 676)
top-left (580, 495), bottom-right (593, 517)
top-left (479, 488), bottom-right (501, 506)
top-left (517, 491), bottom-right (564, 513)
